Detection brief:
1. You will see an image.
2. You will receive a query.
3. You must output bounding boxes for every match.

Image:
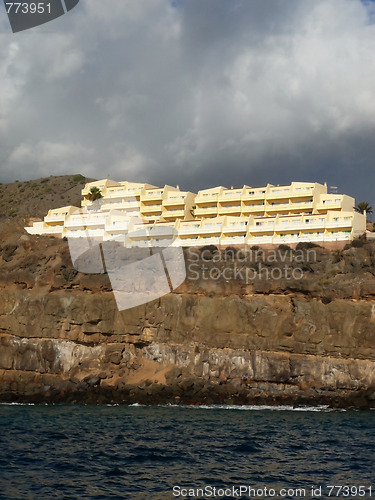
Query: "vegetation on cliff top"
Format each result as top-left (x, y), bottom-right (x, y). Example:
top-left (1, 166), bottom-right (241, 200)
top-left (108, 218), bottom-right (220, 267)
top-left (0, 174), bottom-right (95, 226)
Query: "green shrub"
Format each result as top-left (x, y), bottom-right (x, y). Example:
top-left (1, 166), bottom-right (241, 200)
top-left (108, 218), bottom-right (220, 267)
top-left (72, 174), bottom-right (85, 183)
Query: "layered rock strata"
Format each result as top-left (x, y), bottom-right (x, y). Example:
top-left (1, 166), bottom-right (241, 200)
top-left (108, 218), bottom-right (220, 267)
top-left (1, 230), bottom-right (375, 408)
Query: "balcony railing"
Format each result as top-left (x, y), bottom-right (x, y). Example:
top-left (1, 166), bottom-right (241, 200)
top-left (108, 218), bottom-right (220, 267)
top-left (104, 221), bottom-right (129, 231)
top-left (217, 206), bottom-right (242, 214)
top-left (241, 192), bottom-right (266, 201)
top-left (195, 194), bottom-right (220, 203)
top-left (316, 202), bottom-right (341, 210)
top-left (198, 237), bottom-right (221, 245)
top-left (163, 198), bottom-right (185, 207)
top-left (45, 214), bottom-right (66, 222)
top-left (221, 225), bottom-right (248, 234)
top-left (220, 236), bottom-right (246, 245)
top-left (246, 235), bottom-right (273, 244)
top-left (178, 226), bottom-right (201, 235)
top-left (141, 192), bottom-right (163, 200)
top-left (65, 217), bottom-right (86, 227)
top-left (195, 208), bottom-right (218, 217)
top-left (162, 209), bottom-right (185, 217)
top-left (248, 224), bottom-right (276, 232)
top-left (141, 205), bottom-right (163, 213)
top-left (217, 194), bottom-right (242, 203)
top-left (241, 204), bottom-right (265, 212)
top-left (65, 230), bottom-right (88, 237)
top-left (325, 220), bottom-right (352, 228)
top-left (265, 203), bottom-right (291, 211)
top-left (43, 225), bottom-right (64, 234)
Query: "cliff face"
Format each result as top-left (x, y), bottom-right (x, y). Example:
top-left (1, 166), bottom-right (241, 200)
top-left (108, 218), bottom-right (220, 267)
top-left (1, 227), bottom-right (375, 408)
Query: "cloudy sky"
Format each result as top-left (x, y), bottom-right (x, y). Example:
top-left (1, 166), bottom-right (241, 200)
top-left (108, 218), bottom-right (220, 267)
top-left (1, 0), bottom-right (375, 205)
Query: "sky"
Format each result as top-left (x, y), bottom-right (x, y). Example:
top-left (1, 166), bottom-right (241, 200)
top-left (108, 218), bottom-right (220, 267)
top-left (1, 0), bottom-right (375, 205)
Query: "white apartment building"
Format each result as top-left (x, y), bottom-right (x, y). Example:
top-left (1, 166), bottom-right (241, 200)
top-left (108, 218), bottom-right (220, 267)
top-left (25, 179), bottom-right (366, 248)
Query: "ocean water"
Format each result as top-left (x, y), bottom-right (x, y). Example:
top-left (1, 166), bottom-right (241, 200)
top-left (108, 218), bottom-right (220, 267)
top-left (0, 405), bottom-right (374, 500)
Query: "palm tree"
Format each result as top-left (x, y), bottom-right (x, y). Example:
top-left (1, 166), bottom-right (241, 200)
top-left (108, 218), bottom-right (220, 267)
top-left (355, 201), bottom-right (373, 215)
top-left (88, 187), bottom-right (103, 202)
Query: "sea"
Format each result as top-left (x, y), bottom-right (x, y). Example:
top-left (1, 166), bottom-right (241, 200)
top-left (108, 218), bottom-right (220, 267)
top-left (0, 404), bottom-right (374, 500)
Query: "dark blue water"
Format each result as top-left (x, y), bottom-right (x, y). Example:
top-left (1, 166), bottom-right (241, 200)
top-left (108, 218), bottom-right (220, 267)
top-left (0, 404), bottom-right (374, 499)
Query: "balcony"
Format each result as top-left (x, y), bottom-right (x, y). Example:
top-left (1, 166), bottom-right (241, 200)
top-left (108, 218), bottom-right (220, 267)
top-left (195, 207), bottom-right (218, 217)
top-left (148, 226), bottom-right (177, 237)
top-left (300, 221), bottom-right (326, 229)
top-left (43, 225), bottom-right (64, 234)
top-left (198, 237), bottom-right (220, 245)
top-left (141, 205), bottom-right (163, 214)
top-left (217, 193), bottom-right (242, 203)
top-left (179, 237), bottom-right (200, 247)
top-left (141, 192), bottom-right (163, 201)
top-left (65, 217), bottom-right (86, 228)
top-left (248, 224), bottom-right (276, 233)
top-left (179, 226), bottom-right (201, 235)
top-left (195, 193), bottom-right (219, 204)
top-left (266, 192), bottom-right (291, 200)
top-left (274, 235), bottom-right (302, 244)
top-left (220, 236), bottom-right (246, 245)
top-left (163, 197), bottom-right (185, 207)
top-left (105, 190), bottom-right (140, 199)
top-left (45, 214), bottom-right (66, 223)
top-left (241, 204), bottom-right (265, 213)
top-left (103, 234), bottom-right (126, 244)
top-left (162, 209), bottom-right (185, 218)
top-left (222, 224), bottom-right (248, 234)
top-left (242, 192), bottom-right (266, 201)
top-left (199, 225), bottom-right (223, 234)
top-left (105, 221), bottom-right (130, 232)
top-left (246, 235), bottom-right (273, 244)
top-left (316, 201), bottom-right (341, 210)
top-left (217, 205), bottom-right (242, 215)
top-left (265, 203), bottom-right (291, 212)
top-left (65, 229), bottom-right (88, 238)
top-left (323, 233), bottom-right (351, 242)
top-left (102, 200), bottom-right (140, 211)
top-left (287, 205), bottom-right (314, 213)
top-left (325, 220), bottom-right (352, 228)
top-left (84, 217), bottom-right (106, 226)
top-left (86, 228), bottom-right (105, 237)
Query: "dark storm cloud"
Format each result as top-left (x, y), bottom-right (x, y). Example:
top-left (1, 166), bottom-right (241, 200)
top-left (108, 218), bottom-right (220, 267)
top-left (1, 0), bottom-right (375, 206)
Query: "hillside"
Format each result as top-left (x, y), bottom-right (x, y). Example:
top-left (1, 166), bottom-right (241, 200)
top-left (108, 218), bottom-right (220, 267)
top-left (0, 174), bottom-right (95, 228)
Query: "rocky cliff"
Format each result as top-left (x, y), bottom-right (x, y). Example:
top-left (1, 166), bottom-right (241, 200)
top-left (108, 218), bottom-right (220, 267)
top-left (1, 225), bottom-right (375, 408)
